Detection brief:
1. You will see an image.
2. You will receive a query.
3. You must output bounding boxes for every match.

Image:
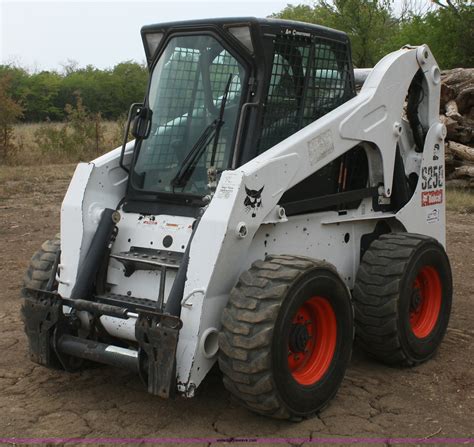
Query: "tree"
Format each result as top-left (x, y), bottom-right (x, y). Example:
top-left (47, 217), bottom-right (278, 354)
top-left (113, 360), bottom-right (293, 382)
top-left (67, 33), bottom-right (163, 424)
top-left (111, 61), bottom-right (148, 115)
top-left (273, 0), bottom-right (473, 69)
top-left (23, 71), bottom-right (63, 121)
top-left (273, 0), bottom-right (398, 67)
top-left (0, 74), bottom-right (23, 161)
top-left (0, 61), bottom-right (148, 123)
top-left (393, 0), bottom-right (473, 68)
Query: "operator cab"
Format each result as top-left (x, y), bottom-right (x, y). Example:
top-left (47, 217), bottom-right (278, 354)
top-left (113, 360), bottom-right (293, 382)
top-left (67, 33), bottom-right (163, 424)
top-left (124, 18), bottom-right (357, 215)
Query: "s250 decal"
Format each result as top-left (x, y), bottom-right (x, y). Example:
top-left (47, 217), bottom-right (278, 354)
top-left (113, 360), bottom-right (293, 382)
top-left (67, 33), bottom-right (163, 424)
top-left (421, 165), bottom-right (444, 190)
top-left (420, 164), bottom-right (444, 208)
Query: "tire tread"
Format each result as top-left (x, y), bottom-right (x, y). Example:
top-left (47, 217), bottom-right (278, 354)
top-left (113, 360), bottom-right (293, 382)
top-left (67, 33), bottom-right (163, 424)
top-left (218, 256), bottom-right (336, 419)
top-left (353, 232), bottom-right (445, 366)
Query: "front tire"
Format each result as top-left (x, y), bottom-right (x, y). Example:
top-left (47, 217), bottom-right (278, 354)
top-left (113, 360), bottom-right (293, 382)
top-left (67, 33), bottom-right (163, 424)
top-left (353, 233), bottom-right (452, 366)
top-left (21, 235), bottom-right (64, 369)
top-left (218, 255), bottom-right (353, 420)
top-left (22, 235), bottom-right (60, 298)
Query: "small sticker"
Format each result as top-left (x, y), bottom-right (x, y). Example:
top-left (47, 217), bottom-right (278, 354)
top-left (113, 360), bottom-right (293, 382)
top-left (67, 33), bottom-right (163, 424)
top-left (421, 189), bottom-right (443, 207)
top-left (162, 222), bottom-right (182, 232)
top-left (426, 208), bottom-right (440, 224)
top-left (138, 215), bottom-right (158, 225)
top-left (308, 130), bottom-right (334, 166)
top-left (216, 175), bottom-right (236, 199)
top-left (216, 185), bottom-right (234, 199)
top-left (284, 28), bottom-right (311, 37)
top-left (244, 186), bottom-right (264, 218)
top-left (433, 143), bottom-right (441, 161)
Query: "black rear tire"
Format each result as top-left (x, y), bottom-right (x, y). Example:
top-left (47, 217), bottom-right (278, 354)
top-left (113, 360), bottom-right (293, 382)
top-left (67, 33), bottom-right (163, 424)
top-left (353, 233), bottom-right (452, 366)
top-left (218, 255), bottom-right (353, 420)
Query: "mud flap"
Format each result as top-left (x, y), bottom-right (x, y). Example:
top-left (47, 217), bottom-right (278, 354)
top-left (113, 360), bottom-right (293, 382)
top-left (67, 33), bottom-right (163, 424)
top-left (136, 313), bottom-right (183, 398)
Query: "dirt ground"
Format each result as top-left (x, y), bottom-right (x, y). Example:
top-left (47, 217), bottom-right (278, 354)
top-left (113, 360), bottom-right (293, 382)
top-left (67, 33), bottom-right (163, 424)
top-left (0, 164), bottom-right (473, 446)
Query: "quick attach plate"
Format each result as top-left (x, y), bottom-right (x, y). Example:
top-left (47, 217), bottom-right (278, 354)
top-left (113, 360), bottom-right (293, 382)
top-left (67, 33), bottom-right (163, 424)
top-left (23, 288), bottom-right (84, 371)
top-left (22, 289), bottom-right (63, 368)
top-left (135, 311), bottom-right (183, 398)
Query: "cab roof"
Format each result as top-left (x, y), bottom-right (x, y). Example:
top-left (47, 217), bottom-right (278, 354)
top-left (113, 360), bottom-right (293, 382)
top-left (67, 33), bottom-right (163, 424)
top-left (141, 17), bottom-right (349, 44)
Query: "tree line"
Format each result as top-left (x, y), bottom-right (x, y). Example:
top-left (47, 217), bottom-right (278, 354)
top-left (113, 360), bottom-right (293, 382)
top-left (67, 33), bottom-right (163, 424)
top-left (0, 61), bottom-right (148, 122)
top-left (273, 0), bottom-right (473, 68)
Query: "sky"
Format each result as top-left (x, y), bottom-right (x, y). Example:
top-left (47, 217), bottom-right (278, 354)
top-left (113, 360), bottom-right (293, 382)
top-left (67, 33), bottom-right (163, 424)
top-left (0, 0), bottom-right (299, 71)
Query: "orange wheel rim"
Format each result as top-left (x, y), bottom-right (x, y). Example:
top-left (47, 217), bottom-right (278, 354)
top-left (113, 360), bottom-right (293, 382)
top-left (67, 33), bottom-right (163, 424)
top-left (410, 266), bottom-right (442, 339)
top-left (287, 296), bottom-right (337, 385)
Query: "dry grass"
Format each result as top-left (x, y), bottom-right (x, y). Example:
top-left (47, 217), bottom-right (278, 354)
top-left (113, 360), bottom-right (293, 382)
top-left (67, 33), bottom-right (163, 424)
top-left (1, 155), bottom-right (472, 214)
top-left (9, 121), bottom-right (123, 166)
top-left (446, 187), bottom-right (474, 214)
top-left (0, 163), bottom-right (76, 204)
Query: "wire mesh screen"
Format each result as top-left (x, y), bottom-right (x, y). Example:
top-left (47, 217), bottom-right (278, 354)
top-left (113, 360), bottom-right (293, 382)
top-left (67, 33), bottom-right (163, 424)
top-left (258, 35), bottom-right (311, 153)
top-left (208, 51), bottom-right (242, 168)
top-left (143, 46), bottom-right (204, 169)
top-left (134, 34), bottom-right (244, 194)
top-left (141, 48), bottom-right (241, 172)
top-left (257, 35), bottom-right (353, 154)
top-left (303, 41), bottom-right (352, 126)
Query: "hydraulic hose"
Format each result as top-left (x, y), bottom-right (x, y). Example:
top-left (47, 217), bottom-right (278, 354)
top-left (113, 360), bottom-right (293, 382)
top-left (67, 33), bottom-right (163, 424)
top-left (407, 70), bottom-right (426, 153)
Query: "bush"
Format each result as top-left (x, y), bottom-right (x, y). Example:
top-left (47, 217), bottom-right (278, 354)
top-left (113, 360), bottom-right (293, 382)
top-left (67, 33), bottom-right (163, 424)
top-left (35, 94), bottom-right (105, 161)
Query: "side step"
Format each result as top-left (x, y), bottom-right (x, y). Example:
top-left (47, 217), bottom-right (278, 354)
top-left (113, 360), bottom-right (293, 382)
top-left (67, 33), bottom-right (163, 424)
top-left (110, 247), bottom-right (183, 276)
top-left (108, 247), bottom-right (182, 310)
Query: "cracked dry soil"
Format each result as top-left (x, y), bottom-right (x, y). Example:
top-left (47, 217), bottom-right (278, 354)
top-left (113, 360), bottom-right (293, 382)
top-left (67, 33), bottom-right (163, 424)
top-left (0, 164), bottom-right (473, 446)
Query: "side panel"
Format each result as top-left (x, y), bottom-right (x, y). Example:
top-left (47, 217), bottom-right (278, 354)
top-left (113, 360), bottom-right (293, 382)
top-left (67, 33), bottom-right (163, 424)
top-left (247, 209), bottom-right (379, 290)
top-left (57, 163), bottom-right (93, 296)
top-left (176, 154), bottom-right (301, 393)
top-left (396, 123), bottom-right (446, 246)
top-left (58, 144), bottom-right (133, 298)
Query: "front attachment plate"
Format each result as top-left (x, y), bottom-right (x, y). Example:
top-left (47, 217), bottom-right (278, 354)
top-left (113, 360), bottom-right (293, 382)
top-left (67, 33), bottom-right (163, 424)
top-left (22, 291), bottom-right (62, 368)
top-left (136, 312), bottom-right (183, 398)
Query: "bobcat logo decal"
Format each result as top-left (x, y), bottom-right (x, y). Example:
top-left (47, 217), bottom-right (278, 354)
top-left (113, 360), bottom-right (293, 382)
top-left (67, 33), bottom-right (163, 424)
top-left (244, 186), bottom-right (264, 218)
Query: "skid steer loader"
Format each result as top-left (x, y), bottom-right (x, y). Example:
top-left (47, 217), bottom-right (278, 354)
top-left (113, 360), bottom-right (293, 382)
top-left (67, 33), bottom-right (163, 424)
top-left (22, 17), bottom-right (452, 420)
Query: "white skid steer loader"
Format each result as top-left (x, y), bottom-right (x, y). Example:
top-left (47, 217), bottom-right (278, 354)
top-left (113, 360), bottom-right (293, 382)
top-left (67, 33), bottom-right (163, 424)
top-left (22, 18), bottom-right (452, 420)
